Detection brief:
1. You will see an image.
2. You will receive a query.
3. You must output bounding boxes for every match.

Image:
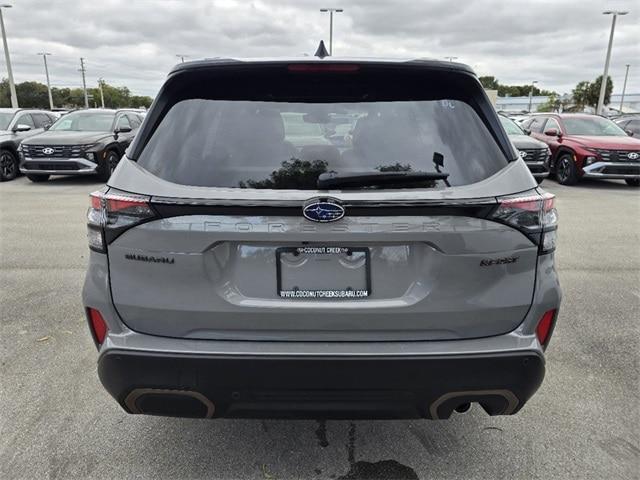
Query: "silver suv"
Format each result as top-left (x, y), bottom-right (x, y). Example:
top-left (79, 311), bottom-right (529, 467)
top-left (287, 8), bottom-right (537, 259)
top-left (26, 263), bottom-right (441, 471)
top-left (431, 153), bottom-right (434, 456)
top-left (82, 58), bottom-right (561, 420)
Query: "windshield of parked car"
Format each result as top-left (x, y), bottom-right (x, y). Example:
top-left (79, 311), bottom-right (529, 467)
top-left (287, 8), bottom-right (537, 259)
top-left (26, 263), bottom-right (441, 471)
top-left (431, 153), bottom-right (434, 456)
top-left (0, 112), bottom-right (14, 130)
top-left (563, 116), bottom-right (628, 136)
top-left (499, 115), bottom-right (525, 135)
top-left (138, 99), bottom-right (507, 189)
top-left (50, 111), bottom-right (115, 132)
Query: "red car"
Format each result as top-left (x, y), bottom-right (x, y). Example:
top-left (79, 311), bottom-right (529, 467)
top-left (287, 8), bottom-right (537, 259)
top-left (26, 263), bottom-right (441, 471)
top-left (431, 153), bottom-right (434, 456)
top-left (522, 113), bottom-right (640, 187)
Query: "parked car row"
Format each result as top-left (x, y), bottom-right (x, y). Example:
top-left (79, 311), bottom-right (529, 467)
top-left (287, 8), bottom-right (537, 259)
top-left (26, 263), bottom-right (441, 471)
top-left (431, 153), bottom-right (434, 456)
top-left (0, 108), bottom-right (58, 181)
top-left (521, 113), bottom-right (640, 187)
top-left (500, 111), bottom-right (640, 187)
top-left (0, 108), bottom-right (144, 183)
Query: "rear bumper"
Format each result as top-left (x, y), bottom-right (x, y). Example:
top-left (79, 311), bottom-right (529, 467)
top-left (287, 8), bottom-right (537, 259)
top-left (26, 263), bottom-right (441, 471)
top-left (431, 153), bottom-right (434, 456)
top-left (582, 161), bottom-right (640, 179)
top-left (98, 348), bottom-right (545, 420)
top-left (19, 157), bottom-right (98, 175)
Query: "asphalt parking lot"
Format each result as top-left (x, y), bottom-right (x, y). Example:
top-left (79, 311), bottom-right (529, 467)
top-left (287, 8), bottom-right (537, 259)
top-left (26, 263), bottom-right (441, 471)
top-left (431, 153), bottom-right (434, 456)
top-left (1, 175), bottom-right (638, 480)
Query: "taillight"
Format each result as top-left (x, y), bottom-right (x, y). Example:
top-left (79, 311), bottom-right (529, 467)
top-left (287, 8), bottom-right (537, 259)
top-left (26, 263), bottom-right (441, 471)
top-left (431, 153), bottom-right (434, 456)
top-left (489, 191), bottom-right (558, 254)
top-left (87, 307), bottom-right (108, 346)
top-left (87, 188), bottom-right (155, 253)
top-left (536, 309), bottom-right (557, 348)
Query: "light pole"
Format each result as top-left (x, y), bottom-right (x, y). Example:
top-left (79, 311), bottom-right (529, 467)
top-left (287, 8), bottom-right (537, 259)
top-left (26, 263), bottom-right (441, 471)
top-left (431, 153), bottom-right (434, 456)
top-left (528, 80), bottom-right (538, 112)
top-left (619, 64), bottom-right (630, 113)
top-left (37, 52), bottom-right (54, 110)
top-left (98, 78), bottom-right (105, 108)
top-left (0, 4), bottom-right (18, 107)
top-left (597, 11), bottom-right (629, 115)
top-left (79, 57), bottom-right (88, 108)
top-left (319, 8), bottom-right (343, 56)
top-left (176, 54), bottom-right (189, 63)
top-left (444, 56), bottom-right (458, 62)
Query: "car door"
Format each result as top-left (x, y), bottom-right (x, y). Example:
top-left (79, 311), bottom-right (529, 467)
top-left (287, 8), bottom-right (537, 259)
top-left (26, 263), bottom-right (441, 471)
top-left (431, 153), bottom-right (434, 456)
top-left (10, 113), bottom-right (43, 144)
top-left (624, 119), bottom-right (640, 137)
top-left (114, 114), bottom-right (136, 152)
top-left (540, 117), bottom-right (563, 157)
top-left (525, 116), bottom-right (548, 143)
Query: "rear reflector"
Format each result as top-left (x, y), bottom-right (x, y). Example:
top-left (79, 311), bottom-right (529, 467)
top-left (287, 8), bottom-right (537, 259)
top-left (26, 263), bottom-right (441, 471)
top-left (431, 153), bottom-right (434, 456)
top-left (288, 63), bottom-right (360, 73)
top-left (87, 308), bottom-right (108, 345)
top-left (536, 309), bottom-right (556, 346)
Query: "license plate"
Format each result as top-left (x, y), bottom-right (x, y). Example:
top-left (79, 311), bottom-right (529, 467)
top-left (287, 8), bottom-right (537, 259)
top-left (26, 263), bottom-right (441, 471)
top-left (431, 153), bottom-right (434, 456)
top-left (276, 246), bottom-right (371, 299)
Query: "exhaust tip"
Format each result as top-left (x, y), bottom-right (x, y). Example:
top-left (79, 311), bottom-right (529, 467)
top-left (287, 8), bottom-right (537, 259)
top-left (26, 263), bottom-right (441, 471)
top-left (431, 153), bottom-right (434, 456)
top-left (454, 402), bottom-right (472, 414)
top-left (124, 388), bottom-right (215, 418)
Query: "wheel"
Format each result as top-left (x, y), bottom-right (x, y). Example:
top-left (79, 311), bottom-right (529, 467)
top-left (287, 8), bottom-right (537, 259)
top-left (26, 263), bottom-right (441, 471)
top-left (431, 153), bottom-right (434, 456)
top-left (26, 174), bottom-right (50, 182)
top-left (0, 149), bottom-right (19, 181)
top-left (99, 151), bottom-right (119, 182)
top-left (626, 179), bottom-right (640, 187)
top-left (555, 154), bottom-right (579, 185)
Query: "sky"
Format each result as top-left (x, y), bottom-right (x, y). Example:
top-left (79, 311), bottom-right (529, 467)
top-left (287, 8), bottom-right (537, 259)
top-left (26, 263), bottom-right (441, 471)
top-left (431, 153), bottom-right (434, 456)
top-left (1, 0), bottom-right (639, 98)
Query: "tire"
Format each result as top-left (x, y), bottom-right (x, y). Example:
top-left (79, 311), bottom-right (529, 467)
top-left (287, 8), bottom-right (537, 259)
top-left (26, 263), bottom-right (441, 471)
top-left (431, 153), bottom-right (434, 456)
top-left (0, 149), bottom-right (19, 182)
top-left (99, 151), bottom-right (119, 182)
top-left (625, 179), bottom-right (640, 187)
top-left (26, 174), bottom-right (50, 183)
top-left (555, 154), bottom-right (579, 185)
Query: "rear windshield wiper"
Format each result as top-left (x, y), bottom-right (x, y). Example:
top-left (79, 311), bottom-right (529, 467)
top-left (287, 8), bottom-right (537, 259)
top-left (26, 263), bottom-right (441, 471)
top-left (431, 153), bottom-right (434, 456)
top-left (317, 171), bottom-right (449, 189)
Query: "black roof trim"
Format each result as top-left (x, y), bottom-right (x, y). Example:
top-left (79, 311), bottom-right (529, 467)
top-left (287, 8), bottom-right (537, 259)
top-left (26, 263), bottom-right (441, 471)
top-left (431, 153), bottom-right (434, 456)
top-left (168, 57), bottom-right (476, 76)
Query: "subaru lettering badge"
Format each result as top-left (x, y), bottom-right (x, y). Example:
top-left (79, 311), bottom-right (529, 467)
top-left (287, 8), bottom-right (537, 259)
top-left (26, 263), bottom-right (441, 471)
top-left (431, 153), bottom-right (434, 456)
top-left (303, 198), bottom-right (345, 223)
top-left (42, 147), bottom-right (55, 155)
top-left (628, 152), bottom-right (639, 160)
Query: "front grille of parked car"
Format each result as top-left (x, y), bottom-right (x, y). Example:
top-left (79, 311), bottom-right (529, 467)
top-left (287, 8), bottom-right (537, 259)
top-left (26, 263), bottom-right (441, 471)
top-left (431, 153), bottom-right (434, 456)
top-left (602, 165), bottom-right (640, 175)
top-left (22, 161), bottom-right (82, 171)
top-left (22, 145), bottom-right (85, 158)
top-left (594, 149), bottom-right (640, 162)
top-left (519, 148), bottom-right (548, 162)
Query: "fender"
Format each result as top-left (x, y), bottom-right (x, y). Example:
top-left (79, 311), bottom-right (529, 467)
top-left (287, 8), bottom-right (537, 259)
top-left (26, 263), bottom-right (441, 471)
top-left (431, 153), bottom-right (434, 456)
top-left (551, 146), bottom-right (575, 170)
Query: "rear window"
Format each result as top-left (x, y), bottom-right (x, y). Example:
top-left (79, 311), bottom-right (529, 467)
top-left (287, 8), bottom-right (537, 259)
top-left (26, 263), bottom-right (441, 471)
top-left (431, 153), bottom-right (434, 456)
top-left (136, 68), bottom-right (509, 190)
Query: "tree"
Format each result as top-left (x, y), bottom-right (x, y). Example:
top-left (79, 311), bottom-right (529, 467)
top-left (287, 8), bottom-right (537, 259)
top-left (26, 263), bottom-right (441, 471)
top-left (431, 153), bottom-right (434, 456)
top-left (0, 78), bottom-right (153, 109)
top-left (477, 76), bottom-right (556, 97)
top-left (571, 76), bottom-right (613, 109)
top-left (479, 76), bottom-right (499, 90)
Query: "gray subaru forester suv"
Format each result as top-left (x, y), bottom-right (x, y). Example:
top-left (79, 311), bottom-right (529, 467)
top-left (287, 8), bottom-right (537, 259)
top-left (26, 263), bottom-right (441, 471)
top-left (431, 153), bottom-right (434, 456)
top-left (82, 58), bottom-right (561, 420)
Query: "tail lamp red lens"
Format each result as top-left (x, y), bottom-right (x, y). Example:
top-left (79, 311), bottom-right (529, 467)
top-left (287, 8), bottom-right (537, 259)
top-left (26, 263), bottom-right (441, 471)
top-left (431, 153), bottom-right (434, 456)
top-left (87, 189), bottom-right (155, 253)
top-left (490, 191), bottom-right (558, 253)
top-left (536, 309), bottom-right (556, 346)
top-left (87, 308), bottom-right (108, 345)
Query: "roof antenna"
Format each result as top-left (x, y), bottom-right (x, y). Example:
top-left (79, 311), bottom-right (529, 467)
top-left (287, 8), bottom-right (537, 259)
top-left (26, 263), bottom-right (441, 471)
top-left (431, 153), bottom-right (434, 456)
top-left (314, 40), bottom-right (329, 59)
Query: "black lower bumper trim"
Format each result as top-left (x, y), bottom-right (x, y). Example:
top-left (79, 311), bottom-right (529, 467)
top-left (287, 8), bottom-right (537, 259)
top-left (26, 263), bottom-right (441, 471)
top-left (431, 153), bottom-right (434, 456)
top-left (98, 350), bottom-right (545, 420)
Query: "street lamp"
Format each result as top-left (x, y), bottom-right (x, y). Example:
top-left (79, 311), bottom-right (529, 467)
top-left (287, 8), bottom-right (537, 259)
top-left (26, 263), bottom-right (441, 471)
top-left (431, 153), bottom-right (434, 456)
top-left (0, 4), bottom-right (18, 107)
top-left (444, 56), bottom-right (458, 62)
top-left (319, 8), bottom-right (343, 56)
top-left (37, 53), bottom-right (54, 110)
top-left (619, 64), bottom-right (630, 113)
top-left (597, 11), bottom-right (629, 115)
top-left (176, 54), bottom-right (189, 63)
top-left (528, 81), bottom-right (538, 113)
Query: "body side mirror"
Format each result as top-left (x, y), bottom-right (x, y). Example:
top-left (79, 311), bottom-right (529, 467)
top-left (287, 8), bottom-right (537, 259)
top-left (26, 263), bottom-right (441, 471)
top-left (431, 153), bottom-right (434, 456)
top-left (114, 126), bottom-right (132, 134)
top-left (544, 129), bottom-right (560, 137)
top-left (13, 124), bottom-right (32, 132)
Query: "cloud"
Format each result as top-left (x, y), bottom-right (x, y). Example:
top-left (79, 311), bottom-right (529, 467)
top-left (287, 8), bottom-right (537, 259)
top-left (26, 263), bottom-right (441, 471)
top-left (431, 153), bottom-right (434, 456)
top-left (1, 0), bottom-right (638, 98)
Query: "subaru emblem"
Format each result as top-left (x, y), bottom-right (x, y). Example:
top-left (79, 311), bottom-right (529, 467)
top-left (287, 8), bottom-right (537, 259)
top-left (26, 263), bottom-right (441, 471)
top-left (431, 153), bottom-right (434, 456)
top-left (303, 198), bottom-right (345, 223)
